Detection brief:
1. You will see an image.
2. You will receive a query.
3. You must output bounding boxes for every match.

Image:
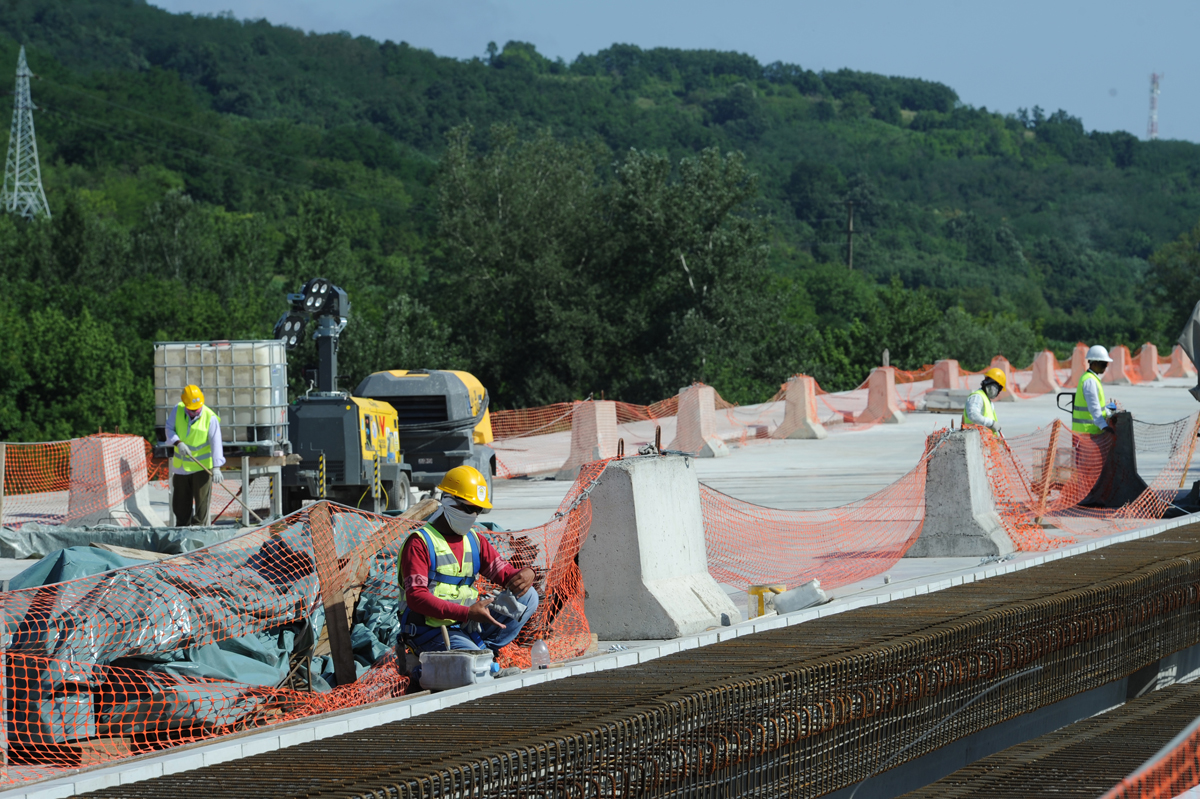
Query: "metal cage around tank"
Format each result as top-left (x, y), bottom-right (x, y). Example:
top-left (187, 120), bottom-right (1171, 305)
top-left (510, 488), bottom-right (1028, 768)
top-left (153, 340), bottom-right (289, 450)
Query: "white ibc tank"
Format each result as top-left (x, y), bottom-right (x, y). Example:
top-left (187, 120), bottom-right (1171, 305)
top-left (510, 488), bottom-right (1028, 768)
top-left (154, 341), bottom-right (288, 445)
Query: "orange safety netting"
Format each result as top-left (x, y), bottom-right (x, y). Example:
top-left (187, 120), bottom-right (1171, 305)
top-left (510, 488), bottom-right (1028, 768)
top-left (1101, 718), bottom-right (1200, 798)
top-left (700, 435), bottom-right (936, 592)
top-left (0, 463), bottom-right (601, 786)
top-left (976, 413), bottom-right (1200, 551)
top-left (0, 435), bottom-right (158, 528)
top-left (488, 346), bottom-right (1190, 480)
top-left (0, 434), bottom-right (272, 529)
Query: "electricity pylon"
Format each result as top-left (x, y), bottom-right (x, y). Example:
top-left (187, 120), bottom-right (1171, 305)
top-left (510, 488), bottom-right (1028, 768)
top-left (1, 46), bottom-right (50, 219)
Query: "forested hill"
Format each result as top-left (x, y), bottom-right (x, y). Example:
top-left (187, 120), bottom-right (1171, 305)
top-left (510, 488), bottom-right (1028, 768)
top-left (1, 0), bottom-right (1200, 441)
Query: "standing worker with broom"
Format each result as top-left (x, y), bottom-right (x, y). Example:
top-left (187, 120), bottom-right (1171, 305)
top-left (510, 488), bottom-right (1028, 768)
top-left (166, 385), bottom-right (226, 526)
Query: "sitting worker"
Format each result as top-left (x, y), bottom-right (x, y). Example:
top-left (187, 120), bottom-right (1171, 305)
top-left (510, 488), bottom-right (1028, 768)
top-left (1073, 345), bottom-right (1117, 436)
top-left (963, 367), bottom-right (1007, 436)
top-left (398, 465), bottom-right (539, 666)
top-left (166, 384), bottom-right (225, 526)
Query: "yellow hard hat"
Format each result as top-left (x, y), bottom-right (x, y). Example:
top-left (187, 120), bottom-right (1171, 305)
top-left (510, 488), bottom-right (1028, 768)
top-left (982, 367), bottom-right (1007, 391)
top-left (438, 465), bottom-right (492, 509)
top-left (181, 385), bottom-right (205, 411)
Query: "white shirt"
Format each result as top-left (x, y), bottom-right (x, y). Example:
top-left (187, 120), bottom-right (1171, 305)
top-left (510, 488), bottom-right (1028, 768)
top-left (1081, 371), bottom-right (1109, 430)
top-left (165, 406), bottom-right (226, 475)
top-left (964, 390), bottom-right (997, 428)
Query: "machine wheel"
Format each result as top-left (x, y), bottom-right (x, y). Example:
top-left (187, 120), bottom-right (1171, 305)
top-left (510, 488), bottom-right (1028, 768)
top-left (388, 473), bottom-right (412, 513)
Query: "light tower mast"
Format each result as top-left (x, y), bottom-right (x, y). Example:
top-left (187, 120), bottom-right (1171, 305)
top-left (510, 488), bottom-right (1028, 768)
top-left (1147, 72), bottom-right (1163, 141)
top-left (0, 46), bottom-right (50, 219)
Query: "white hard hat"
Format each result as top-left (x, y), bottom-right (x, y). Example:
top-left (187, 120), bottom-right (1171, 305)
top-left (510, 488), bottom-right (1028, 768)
top-left (1086, 345), bottom-right (1113, 363)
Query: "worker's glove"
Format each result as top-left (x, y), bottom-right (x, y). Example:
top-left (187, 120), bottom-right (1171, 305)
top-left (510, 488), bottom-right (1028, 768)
top-left (174, 442), bottom-right (193, 458)
top-left (992, 426), bottom-right (1002, 437)
top-left (211, 468), bottom-right (224, 484)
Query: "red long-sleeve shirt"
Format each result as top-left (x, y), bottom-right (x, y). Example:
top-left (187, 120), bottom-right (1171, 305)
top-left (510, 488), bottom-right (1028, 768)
top-left (400, 528), bottom-right (519, 624)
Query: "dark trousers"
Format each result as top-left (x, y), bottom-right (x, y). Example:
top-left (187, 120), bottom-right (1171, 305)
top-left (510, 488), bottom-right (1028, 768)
top-left (172, 470), bottom-right (212, 526)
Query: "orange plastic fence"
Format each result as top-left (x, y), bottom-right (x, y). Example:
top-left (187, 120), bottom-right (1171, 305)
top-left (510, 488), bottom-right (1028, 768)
top-left (701, 434), bottom-right (936, 591)
top-left (0, 434), bottom-right (267, 528)
top-left (488, 346), bottom-right (1187, 480)
top-left (1101, 717), bottom-right (1200, 798)
top-left (977, 414), bottom-right (1200, 551)
top-left (0, 435), bottom-right (158, 528)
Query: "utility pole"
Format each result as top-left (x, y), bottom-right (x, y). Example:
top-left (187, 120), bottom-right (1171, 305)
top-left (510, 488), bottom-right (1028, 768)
top-left (1, 46), bottom-right (50, 219)
top-left (1147, 72), bottom-right (1163, 141)
top-left (845, 201), bottom-right (854, 270)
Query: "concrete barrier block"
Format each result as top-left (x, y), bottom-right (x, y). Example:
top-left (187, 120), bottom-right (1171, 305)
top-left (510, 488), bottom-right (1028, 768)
top-left (771, 376), bottom-right (826, 440)
top-left (67, 437), bottom-right (164, 528)
top-left (906, 429), bottom-right (1014, 558)
top-left (667, 384), bottom-right (729, 457)
top-left (1104, 345), bottom-right (1134, 385)
top-left (579, 456), bottom-right (741, 639)
top-left (1166, 345), bottom-right (1197, 378)
top-left (856, 367), bottom-right (906, 425)
top-left (1024, 350), bottom-right (1061, 395)
top-left (990, 356), bottom-right (1020, 402)
top-left (1064, 343), bottom-right (1089, 389)
top-left (1136, 343), bottom-right (1162, 382)
top-left (932, 360), bottom-right (961, 390)
top-left (556, 401), bottom-right (619, 480)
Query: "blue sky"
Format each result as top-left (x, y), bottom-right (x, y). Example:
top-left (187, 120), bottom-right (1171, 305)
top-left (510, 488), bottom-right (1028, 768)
top-left (151, 0), bottom-right (1200, 142)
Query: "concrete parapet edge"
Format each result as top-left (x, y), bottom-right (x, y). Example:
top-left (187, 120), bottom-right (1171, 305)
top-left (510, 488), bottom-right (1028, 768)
top-left (5, 511), bottom-right (1197, 799)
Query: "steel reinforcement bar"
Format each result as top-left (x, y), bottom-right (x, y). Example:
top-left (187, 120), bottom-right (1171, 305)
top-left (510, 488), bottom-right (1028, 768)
top-left (86, 522), bottom-right (1200, 799)
top-left (898, 679), bottom-right (1200, 798)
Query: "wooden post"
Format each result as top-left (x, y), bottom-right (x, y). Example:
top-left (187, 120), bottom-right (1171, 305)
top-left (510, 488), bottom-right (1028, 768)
top-left (309, 503), bottom-right (358, 686)
top-left (846, 201), bottom-right (854, 270)
top-left (1035, 420), bottom-right (1063, 524)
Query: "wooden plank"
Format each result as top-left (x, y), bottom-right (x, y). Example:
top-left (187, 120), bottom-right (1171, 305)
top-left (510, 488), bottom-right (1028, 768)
top-left (89, 543), bottom-right (175, 562)
top-left (0, 442), bottom-right (5, 531)
top-left (400, 497), bottom-right (439, 521)
top-left (309, 503), bottom-right (358, 686)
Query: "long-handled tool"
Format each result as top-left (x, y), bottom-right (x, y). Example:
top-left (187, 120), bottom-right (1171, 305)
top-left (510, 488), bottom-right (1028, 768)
top-left (181, 451), bottom-right (264, 525)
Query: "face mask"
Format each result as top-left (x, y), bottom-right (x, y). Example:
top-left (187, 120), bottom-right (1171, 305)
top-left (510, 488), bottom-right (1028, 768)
top-left (985, 382), bottom-right (1001, 399)
top-left (439, 496), bottom-right (479, 536)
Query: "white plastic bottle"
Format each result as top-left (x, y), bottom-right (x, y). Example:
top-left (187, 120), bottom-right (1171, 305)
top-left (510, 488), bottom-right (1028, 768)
top-left (531, 639), bottom-right (550, 670)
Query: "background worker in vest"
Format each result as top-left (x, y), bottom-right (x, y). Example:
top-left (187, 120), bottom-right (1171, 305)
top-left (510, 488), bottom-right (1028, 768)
top-left (963, 367), bottom-right (1007, 436)
top-left (1073, 345), bottom-right (1118, 436)
top-left (166, 385), bottom-right (225, 526)
top-left (398, 465), bottom-right (538, 667)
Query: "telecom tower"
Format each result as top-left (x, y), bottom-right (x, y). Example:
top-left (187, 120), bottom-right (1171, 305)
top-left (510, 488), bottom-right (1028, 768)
top-left (1, 46), bottom-right (50, 219)
top-left (1147, 72), bottom-right (1163, 141)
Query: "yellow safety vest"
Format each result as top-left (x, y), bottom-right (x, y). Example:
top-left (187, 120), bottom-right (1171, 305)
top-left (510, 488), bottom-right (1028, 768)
top-left (172, 404), bottom-right (218, 472)
top-left (1072, 371), bottom-right (1107, 435)
top-left (398, 524), bottom-right (479, 628)
top-left (962, 389), bottom-right (998, 436)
